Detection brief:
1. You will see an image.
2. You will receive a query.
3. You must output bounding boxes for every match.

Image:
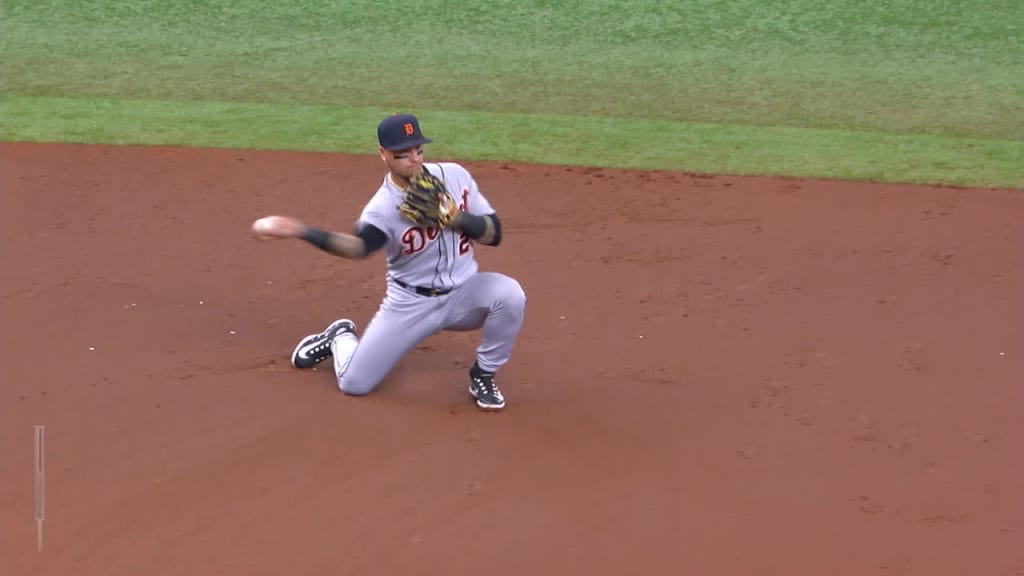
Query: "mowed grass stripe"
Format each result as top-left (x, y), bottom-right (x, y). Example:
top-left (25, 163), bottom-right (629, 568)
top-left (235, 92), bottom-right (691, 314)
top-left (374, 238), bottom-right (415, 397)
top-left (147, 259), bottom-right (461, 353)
top-left (2, 95), bottom-right (1020, 189)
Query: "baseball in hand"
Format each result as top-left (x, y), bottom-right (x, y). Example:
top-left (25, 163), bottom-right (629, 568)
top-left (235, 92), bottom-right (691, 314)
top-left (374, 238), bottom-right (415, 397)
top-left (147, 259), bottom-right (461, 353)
top-left (252, 217), bottom-right (276, 235)
top-left (251, 215), bottom-right (296, 239)
top-left (252, 215), bottom-right (306, 239)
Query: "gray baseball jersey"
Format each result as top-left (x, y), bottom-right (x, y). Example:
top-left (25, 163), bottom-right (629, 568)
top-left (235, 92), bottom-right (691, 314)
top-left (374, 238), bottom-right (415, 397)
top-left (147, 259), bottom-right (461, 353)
top-left (357, 162), bottom-right (495, 292)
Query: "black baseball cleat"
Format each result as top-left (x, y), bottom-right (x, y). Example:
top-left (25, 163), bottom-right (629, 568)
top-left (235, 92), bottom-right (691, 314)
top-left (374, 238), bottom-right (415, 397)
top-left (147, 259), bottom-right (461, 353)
top-left (291, 319), bottom-right (356, 369)
top-left (468, 365), bottom-right (505, 411)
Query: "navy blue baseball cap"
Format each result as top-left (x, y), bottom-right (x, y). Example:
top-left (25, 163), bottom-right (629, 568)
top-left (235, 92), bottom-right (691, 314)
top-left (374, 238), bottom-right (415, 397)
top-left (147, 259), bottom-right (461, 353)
top-left (377, 113), bottom-right (433, 151)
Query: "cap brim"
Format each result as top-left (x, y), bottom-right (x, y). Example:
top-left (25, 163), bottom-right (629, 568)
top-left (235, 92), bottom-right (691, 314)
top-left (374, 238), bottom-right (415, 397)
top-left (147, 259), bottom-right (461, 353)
top-left (382, 136), bottom-right (433, 151)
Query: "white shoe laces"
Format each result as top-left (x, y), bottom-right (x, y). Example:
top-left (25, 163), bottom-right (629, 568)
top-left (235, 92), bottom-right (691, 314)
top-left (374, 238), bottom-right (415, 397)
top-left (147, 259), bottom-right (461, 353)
top-left (475, 375), bottom-right (501, 398)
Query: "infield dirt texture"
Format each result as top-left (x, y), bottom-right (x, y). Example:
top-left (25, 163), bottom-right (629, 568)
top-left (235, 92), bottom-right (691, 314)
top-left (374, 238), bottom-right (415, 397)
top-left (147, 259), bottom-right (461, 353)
top-left (1, 141), bottom-right (1021, 575)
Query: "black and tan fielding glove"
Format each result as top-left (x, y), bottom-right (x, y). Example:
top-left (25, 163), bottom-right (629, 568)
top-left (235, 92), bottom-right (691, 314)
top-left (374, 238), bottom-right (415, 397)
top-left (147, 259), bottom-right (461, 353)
top-left (399, 171), bottom-right (459, 228)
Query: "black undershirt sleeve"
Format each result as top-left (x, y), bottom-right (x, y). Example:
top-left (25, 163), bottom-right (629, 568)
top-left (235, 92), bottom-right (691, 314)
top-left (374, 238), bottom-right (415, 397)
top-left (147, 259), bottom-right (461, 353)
top-left (356, 223), bottom-right (388, 254)
top-left (458, 212), bottom-right (502, 246)
top-left (457, 212), bottom-right (488, 239)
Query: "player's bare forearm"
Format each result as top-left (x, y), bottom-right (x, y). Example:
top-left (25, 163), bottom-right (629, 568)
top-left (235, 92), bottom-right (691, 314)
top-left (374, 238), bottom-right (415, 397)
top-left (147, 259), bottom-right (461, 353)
top-left (300, 226), bottom-right (368, 259)
top-left (454, 212), bottom-right (500, 246)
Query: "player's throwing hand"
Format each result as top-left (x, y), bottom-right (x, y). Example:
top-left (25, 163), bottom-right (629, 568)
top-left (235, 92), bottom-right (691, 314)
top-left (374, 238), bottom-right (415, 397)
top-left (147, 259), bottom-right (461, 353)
top-left (251, 215), bottom-right (306, 239)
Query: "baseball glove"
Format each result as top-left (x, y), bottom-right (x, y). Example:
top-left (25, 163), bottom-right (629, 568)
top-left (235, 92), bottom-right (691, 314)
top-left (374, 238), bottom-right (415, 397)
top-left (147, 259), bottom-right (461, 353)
top-left (399, 171), bottom-right (458, 228)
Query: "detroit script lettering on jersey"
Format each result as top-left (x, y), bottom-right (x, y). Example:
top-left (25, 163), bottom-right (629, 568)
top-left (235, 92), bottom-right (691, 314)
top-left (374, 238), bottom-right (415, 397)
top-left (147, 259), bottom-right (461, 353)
top-left (357, 163), bottom-right (495, 291)
top-left (400, 188), bottom-right (472, 255)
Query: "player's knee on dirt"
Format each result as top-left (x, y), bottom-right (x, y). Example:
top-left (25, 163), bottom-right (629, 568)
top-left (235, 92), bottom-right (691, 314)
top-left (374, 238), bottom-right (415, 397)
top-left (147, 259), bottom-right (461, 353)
top-left (337, 375), bottom-right (378, 397)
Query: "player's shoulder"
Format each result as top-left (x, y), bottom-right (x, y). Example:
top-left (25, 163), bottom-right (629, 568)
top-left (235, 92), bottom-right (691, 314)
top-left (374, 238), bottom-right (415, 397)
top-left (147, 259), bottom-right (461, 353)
top-left (426, 161), bottom-right (472, 181)
top-left (361, 178), bottom-right (397, 210)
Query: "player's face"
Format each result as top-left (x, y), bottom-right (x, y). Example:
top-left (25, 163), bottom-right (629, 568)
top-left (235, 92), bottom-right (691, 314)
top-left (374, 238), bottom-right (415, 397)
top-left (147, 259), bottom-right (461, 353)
top-left (381, 145), bottom-right (424, 182)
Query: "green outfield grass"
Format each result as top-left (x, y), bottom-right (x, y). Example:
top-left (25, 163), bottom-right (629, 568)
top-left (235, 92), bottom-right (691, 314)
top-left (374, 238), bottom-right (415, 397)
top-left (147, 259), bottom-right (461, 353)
top-left (2, 0), bottom-right (1022, 188)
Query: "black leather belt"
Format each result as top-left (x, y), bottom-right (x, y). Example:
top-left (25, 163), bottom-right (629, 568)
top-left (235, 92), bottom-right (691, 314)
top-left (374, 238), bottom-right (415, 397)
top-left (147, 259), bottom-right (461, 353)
top-left (393, 278), bottom-right (452, 297)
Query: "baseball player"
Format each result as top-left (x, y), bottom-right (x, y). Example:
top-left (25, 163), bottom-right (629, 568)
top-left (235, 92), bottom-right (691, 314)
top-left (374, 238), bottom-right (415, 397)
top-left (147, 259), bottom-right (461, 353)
top-left (251, 113), bottom-right (527, 410)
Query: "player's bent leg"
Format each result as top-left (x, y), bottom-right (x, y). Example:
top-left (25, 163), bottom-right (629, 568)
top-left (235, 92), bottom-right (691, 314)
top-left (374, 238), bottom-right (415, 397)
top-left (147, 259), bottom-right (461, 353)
top-left (443, 272), bottom-right (527, 372)
top-left (442, 273), bottom-right (525, 410)
top-left (335, 298), bottom-right (443, 396)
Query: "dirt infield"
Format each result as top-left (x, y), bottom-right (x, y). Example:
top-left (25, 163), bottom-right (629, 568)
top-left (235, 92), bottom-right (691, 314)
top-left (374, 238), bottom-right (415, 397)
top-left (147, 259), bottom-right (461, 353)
top-left (1, 141), bottom-right (1021, 575)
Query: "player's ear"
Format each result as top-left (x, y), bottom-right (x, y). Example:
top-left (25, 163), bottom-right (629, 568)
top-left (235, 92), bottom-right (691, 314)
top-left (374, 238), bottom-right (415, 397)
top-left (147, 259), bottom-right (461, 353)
top-left (378, 146), bottom-right (387, 162)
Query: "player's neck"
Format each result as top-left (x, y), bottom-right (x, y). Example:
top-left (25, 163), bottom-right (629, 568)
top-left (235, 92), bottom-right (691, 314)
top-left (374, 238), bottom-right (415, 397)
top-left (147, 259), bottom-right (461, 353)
top-left (389, 173), bottom-right (411, 190)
